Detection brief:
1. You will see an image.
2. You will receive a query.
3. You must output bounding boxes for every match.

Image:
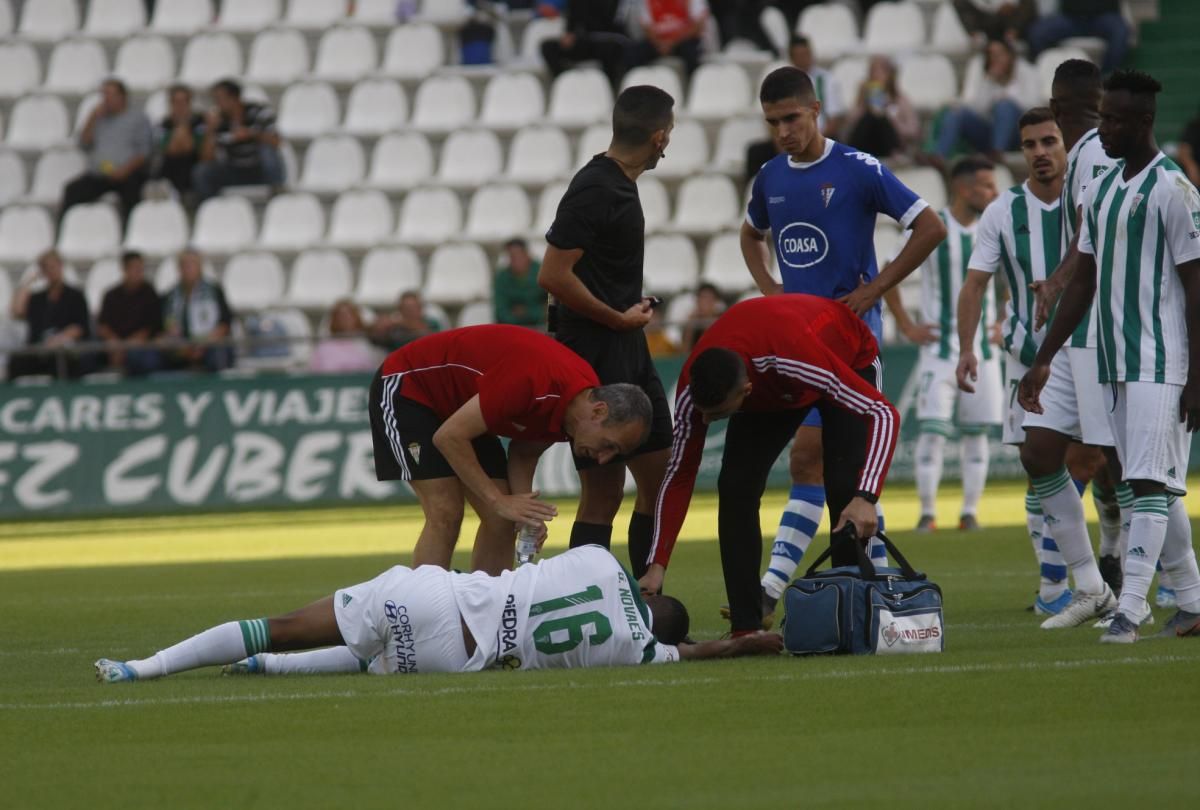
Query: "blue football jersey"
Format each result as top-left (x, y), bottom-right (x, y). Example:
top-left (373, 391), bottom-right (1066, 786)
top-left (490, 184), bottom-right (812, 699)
top-left (746, 140), bottom-right (927, 340)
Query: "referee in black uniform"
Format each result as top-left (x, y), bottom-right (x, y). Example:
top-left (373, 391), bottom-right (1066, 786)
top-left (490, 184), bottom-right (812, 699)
top-left (538, 86), bottom-right (676, 579)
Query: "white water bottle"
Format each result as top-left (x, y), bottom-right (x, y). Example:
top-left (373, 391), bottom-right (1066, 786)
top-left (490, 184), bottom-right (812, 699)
top-left (515, 524), bottom-right (539, 567)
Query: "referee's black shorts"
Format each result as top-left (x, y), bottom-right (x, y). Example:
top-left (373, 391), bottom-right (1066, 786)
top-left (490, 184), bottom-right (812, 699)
top-left (555, 321), bottom-right (673, 470)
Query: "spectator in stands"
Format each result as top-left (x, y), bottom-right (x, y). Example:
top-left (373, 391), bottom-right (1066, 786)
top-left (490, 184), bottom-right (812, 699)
top-left (844, 55), bottom-right (920, 159)
top-left (1027, 1), bottom-right (1130, 75)
top-left (97, 251), bottom-right (164, 377)
top-left (541, 0), bottom-right (633, 90)
top-left (7, 250), bottom-right (92, 381)
top-left (369, 291), bottom-right (440, 351)
top-left (60, 78), bottom-right (152, 229)
top-left (153, 85), bottom-right (205, 200)
top-left (494, 238), bottom-right (547, 330)
top-left (310, 300), bottom-right (380, 374)
top-left (162, 249), bottom-right (234, 372)
top-left (680, 283), bottom-right (725, 349)
top-left (192, 80), bottom-right (285, 203)
top-left (1177, 109), bottom-right (1200, 189)
top-left (952, 0), bottom-right (1037, 44)
top-left (789, 35), bottom-right (845, 138)
top-left (931, 38), bottom-right (1042, 162)
top-left (629, 0), bottom-right (710, 80)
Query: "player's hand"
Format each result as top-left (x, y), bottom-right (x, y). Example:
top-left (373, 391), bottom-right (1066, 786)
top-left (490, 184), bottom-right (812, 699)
top-left (759, 280), bottom-right (784, 296)
top-left (901, 322), bottom-right (937, 345)
top-left (639, 563), bottom-right (665, 595)
top-left (837, 279), bottom-right (880, 316)
top-left (490, 491), bottom-right (558, 526)
top-left (615, 299), bottom-right (653, 331)
top-left (525, 520), bottom-right (549, 552)
top-left (833, 497), bottom-right (878, 539)
top-left (1017, 362), bottom-right (1051, 414)
top-left (956, 351), bottom-right (978, 393)
top-left (732, 631), bottom-right (784, 656)
top-left (1181, 377), bottom-right (1200, 432)
top-left (1031, 276), bottom-right (1064, 330)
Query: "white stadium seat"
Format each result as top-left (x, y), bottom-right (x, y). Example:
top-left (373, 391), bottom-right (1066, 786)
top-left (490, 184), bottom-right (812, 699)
top-left (192, 196), bottom-right (257, 255)
top-left (480, 73), bottom-right (545, 132)
top-left (57, 203), bottom-right (121, 262)
top-left (143, 88), bottom-right (168, 123)
top-left (465, 184), bottom-right (532, 242)
top-left (714, 117), bottom-right (766, 174)
top-left (458, 300), bottom-right (494, 328)
top-left (534, 181), bottom-right (569, 235)
top-left (151, 0), bottom-right (213, 35)
top-left (85, 258), bottom-right (123, 315)
top-left (352, 0), bottom-right (399, 26)
top-left (356, 247), bottom-right (423, 306)
top-left (506, 126), bottom-right (571, 185)
top-left (831, 57), bottom-right (869, 109)
top-left (18, 0), bottom-right (78, 41)
top-left (411, 75), bottom-right (475, 133)
top-left (686, 63), bottom-right (752, 120)
top-left (798, 3), bottom-right (860, 60)
top-left (654, 118), bottom-right (709, 180)
top-left (416, 0), bottom-right (470, 26)
top-left (179, 33), bottom-right (243, 88)
top-left (27, 148), bottom-right (85, 205)
top-left (381, 23), bottom-right (445, 80)
top-left (0, 206), bottom-right (54, 264)
top-left (895, 166), bottom-right (948, 211)
top-left (259, 192), bottom-right (326, 251)
top-left (240, 306), bottom-right (314, 369)
top-left (287, 249), bottom-right (355, 308)
top-left (437, 129), bottom-right (503, 188)
top-left (0, 0), bottom-right (11, 36)
top-left (0, 149), bottom-right (26, 206)
top-left (73, 93), bottom-right (102, 136)
top-left (638, 175), bottom-right (671, 234)
top-left (84, 0), bottom-right (147, 38)
top-left (277, 81), bottom-right (340, 139)
top-left (368, 132), bottom-right (435, 190)
top-left (863, 1), bottom-right (926, 55)
top-left (672, 175), bottom-right (740, 235)
top-left (0, 42), bottom-right (41, 99)
top-left (423, 243), bottom-right (491, 305)
top-left (124, 200), bottom-right (190, 257)
top-left (548, 69), bottom-right (613, 128)
top-left (6, 96), bottom-right (69, 150)
top-left (222, 252), bottom-right (287, 310)
top-left (216, 0), bottom-right (280, 32)
top-left (898, 54), bottom-right (958, 112)
top-left (287, 0), bottom-right (345, 29)
top-left (575, 124), bottom-right (611, 169)
top-left (930, 1), bottom-right (971, 55)
top-left (0, 272), bottom-right (13, 327)
top-left (246, 29), bottom-right (310, 87)
top-left (327, 190), bottom-right (394, 249)
top-left (518, 17), bottom-right (564, 67)
top-left (395, 187), bottom-right (462, 246)
top-left (298, 134), bottom-right (366, 193)
top-left (343, 79), bottom-right (407, 135)
top-left (113, 36), bottom-right (176, 93)
top-left (313, 26), bottom-right (378, 83)
top-left (44, 39), bottom-right (110, 96)
top-left (701, 231), bottom-right (753, 293)
top-left (759, 5), bottom-right (790, 56)
top-left (1037, 47), bottom-right (1090, 100)
top-left (643, 234), bottom-right (699, 297)
top-left (621, 65), bottom-right (685, 108)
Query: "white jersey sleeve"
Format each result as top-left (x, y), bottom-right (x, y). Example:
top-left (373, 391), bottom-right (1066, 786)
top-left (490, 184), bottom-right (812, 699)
top-left (1077, 178), bottom-right (1097, 257)
top-left (1159, 169), bottom-right (1200, 265)
top-left (968, 193), bottom-right (1008, 274)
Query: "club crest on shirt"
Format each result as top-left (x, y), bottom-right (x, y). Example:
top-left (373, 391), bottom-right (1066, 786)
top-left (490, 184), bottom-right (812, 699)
top-left (1130, 193), bottom-right (1144, 216)
top-left (820, 183), bottom-right (835, 208)
top-left (407, 442), bottom-right (421, 464)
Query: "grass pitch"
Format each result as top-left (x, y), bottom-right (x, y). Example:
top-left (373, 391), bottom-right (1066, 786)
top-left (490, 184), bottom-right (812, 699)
top-left (3, 483), bottom-right (1200, 808)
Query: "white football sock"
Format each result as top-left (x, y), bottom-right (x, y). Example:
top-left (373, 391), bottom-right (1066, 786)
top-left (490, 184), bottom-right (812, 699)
top-left (1026, 488), bottom-right (1067, 601)
top-left (958, 431), bottom-right (989, 517)
top-left (1118, 495), bottom-right (1170, 617)
top-left (259, 647), bottom-right (366, 675)
top-left (914, 430), bottom-right (946, 517)
top-left (1034, 468), bottom-right (1103, 594)
top-left (762, 484), bottom-right (825, 599)
top-left (1116, 482), bottom-right (1135, 566)
top-left (1161, 496), bottom-right (1198, 610)
top-left (126, 619), bottom-right (268, 680)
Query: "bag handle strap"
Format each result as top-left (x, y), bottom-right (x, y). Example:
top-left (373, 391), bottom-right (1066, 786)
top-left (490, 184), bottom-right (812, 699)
top-left (803, 526), bottom-right (924, 580)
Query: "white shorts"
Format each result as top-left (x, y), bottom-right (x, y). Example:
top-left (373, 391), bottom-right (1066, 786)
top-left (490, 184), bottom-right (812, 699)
top-left (1105, 382), bottom-right (1189, 496)
top-left (334, 565), bottom-right (469, 676)
top-left (1022, 347), bottom-right (1114, 446)
top-left (916, 351), bottom-right (1003, 429)
top-left (1002, 354), bottom-right (1028, 445)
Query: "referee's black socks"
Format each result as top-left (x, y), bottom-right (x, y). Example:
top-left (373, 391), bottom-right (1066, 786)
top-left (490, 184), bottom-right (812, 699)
top-left (569, 522), bottom-right (613, 551)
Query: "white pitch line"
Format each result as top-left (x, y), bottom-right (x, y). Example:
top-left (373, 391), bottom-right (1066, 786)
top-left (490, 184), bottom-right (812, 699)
top-left (3, 653), bottom-right (1196, 712)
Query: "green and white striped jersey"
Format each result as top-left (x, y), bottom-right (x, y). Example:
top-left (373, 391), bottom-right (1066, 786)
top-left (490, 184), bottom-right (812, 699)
top-left (969, 183), bottom-right (1063, 366)
top-left (1060, 129), bottom-right (1117, 348)
top-left (1078, 152), bottom-right (1200, 385)
top-left (895, 208), bottom-right (993, 360)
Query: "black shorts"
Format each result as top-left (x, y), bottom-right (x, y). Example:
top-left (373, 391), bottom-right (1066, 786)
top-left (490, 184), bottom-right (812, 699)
top-left (368, 371), bottom-right (508, 482)
top-left (556, 321), bottom-right (673, 469)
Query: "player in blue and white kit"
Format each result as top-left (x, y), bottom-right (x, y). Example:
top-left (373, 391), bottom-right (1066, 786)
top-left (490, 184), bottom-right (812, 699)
top-left (738, 66), bottom-right (947, 620)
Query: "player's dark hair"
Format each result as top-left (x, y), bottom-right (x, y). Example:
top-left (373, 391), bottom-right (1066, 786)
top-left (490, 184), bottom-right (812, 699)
top-left (1104, 69), bottom-right (1162, 117)
top-left (611, 85), bottom-right (675, 148)
top-left (1052, 59), bottom-right (1101, 96)
top-left (592, 383), bottom-right (653, 436)
top-left (1018, 106), bottom-right (1056, 130)
top-left (950, 155), bottom-right (994, 181)
top-left (759, 66), bottom-right (815, 105)
top-left (689, 348), bottom-right (747, 409)
top-left (120, 250), bottom-right (144, 267)
top-left (211, 78), bottom-right (242, 99)
top-left (645, 594), bottom-right (690, 645)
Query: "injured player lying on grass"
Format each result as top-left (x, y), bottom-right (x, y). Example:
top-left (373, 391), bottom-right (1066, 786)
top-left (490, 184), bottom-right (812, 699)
top-left (95, 545), bottom-right (782, 682)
